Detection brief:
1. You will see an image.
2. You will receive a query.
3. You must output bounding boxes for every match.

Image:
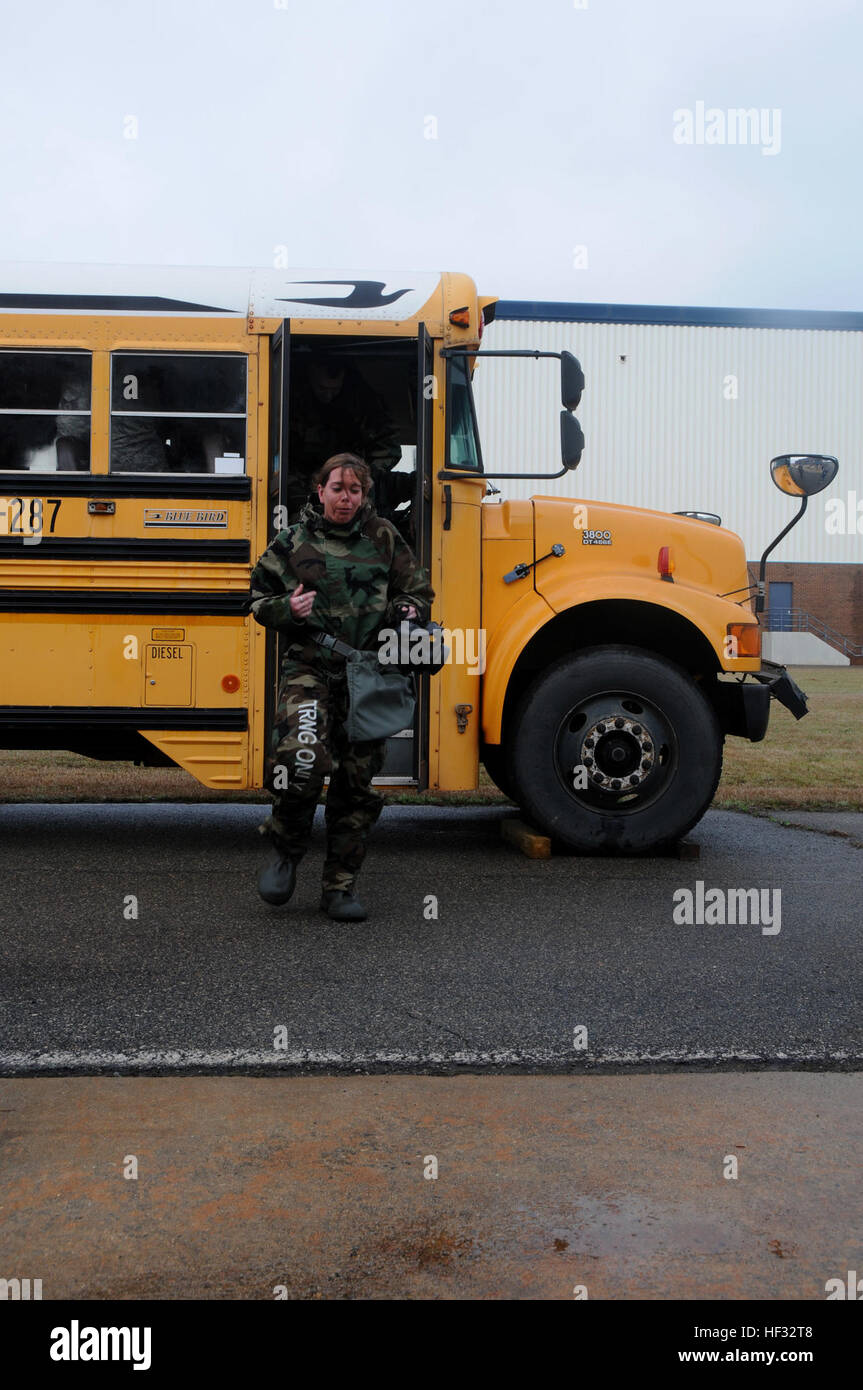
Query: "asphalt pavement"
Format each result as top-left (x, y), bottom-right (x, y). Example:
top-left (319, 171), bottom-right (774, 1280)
top-left (0, 802), bottom-right (860, 1072)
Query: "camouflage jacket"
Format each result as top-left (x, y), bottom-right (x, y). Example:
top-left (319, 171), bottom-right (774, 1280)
top-left (249, 500), bottom-right (434, 670)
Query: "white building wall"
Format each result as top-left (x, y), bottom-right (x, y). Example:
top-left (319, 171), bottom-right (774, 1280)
top-left (474, 318), bottom-right (863, 565)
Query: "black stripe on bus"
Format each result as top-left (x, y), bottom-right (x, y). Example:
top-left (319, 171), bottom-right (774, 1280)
top-left (0, 538), bottom-right (250, 562)
top-left (0, 474), bottom-right (252, 500)
top-left (0, 293), bottom-right (236, 313)
top-left (0, 706), bottom-right (248, 730)
top-left (0, 590), bottom-right (250, 615)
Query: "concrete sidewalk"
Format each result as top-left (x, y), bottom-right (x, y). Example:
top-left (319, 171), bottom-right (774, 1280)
top-left (1, 1074), bottom-right (859, 1300)
top-left (2, 804), bottom-right (861, 1070)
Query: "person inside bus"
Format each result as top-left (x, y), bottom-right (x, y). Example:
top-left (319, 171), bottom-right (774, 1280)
top-left (110, 363), bottom-right (168, 472)
top-left (287, 352), bottom-right (414, 524)
top-left (55, 375), bottom-right (91, 470)
top-left (249, 452), bottom-right (433, 921)
top-left (0, 356), bottom-right (84, 470)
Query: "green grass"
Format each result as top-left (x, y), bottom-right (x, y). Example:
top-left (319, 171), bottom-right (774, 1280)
top-left (714, 666), bottom-right (863, 812)
top-left (1, 666), bottom-right (860, 812)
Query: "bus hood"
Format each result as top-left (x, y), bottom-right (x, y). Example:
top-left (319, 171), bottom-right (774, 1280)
top-left (529, 495), bottom-right (753, 611)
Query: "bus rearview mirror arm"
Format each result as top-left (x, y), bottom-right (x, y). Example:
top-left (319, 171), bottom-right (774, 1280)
top-left (756, 496), bottom-right (807, 614)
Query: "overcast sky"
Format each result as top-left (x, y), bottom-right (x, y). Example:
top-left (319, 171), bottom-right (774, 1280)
top-left (1, 0), bottom-right (860, 310)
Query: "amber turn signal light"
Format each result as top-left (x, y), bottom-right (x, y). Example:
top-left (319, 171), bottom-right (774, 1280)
top-left (726, 623), bottom-right (761, 658)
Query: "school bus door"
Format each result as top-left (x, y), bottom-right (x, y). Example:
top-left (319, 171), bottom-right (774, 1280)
top-left (262, 319), bottom-right (290, 780)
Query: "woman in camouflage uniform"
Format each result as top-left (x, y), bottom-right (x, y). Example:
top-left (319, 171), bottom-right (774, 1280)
top-left (249, 453), bottom-right (434, 921)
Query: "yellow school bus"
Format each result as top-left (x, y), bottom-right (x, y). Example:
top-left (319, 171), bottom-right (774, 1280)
top-left (0, 264), bottom-right (831, 851)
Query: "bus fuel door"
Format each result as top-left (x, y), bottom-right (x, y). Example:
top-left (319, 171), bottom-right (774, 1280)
top-left (144, 643), bottom-right (194, 706)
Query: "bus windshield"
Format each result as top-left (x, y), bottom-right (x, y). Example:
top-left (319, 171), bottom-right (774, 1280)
top-left (446, 355), bottom-right (483, 472)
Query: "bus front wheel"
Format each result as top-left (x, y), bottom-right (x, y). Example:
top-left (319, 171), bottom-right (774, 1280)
top-left (507, 645), bottom-right (723, 853)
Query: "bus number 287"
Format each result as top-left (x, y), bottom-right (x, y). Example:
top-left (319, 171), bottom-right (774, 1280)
top-left (1, 498), bottom-right (63, 536)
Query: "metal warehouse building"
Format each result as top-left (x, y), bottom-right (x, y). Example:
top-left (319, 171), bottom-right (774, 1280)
top-left (474, 301), bottom-right (863, 664)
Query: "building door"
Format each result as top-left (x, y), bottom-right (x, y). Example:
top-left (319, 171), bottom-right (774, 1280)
top-left (768, 581), bottom-right (793, 631)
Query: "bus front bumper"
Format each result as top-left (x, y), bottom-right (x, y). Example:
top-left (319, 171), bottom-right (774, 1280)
top-left (715, 662), bottom-right (809, 743)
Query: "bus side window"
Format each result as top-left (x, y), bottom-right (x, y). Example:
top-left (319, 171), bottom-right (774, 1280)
top-left (110, 353), bottom-right (247, 474)
top-left (0, 350), bottom-right (92, 472)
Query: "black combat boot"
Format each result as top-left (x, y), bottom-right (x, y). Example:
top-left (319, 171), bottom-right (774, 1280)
top-left (257, 854), bottom-right (298, 905)
top-left (319, 888), bottom-right (367, 922)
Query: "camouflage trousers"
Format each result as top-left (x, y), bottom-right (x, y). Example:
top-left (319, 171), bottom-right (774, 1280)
top-left (263, 660), bottom-right (387, 892)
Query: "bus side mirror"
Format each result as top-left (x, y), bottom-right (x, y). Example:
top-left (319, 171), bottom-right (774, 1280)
top-left (756, 453), bottom-right (839, 613)
top-left (561, 410), bottom-right (584, 470)
top-left (770, 454), bottom-right (838, 497)
top-left (561, 351), bottom-right (584, 411)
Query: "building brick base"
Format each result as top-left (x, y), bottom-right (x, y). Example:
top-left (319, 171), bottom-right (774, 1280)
top-left (746, 561), bottom-right (863, 665)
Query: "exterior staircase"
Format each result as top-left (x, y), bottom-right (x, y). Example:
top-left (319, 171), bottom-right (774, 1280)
top-left (764, 609), bottom-right (861, 666)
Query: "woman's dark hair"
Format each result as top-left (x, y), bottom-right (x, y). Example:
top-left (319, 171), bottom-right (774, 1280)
top-left (314, 453), bottom-right (372, 496)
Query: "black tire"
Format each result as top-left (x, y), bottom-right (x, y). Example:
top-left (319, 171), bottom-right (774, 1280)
top-left (480, 741), bottom-right (517, 801)
top-left (507, 645), bottom-right (723, 853)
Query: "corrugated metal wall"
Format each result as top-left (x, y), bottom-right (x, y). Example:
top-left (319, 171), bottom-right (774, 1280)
top-left (473, 319), bottom-right (863, 563)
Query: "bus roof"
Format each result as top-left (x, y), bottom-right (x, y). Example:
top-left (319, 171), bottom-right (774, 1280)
top-left (0, 262), bottom-right (446, 322)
